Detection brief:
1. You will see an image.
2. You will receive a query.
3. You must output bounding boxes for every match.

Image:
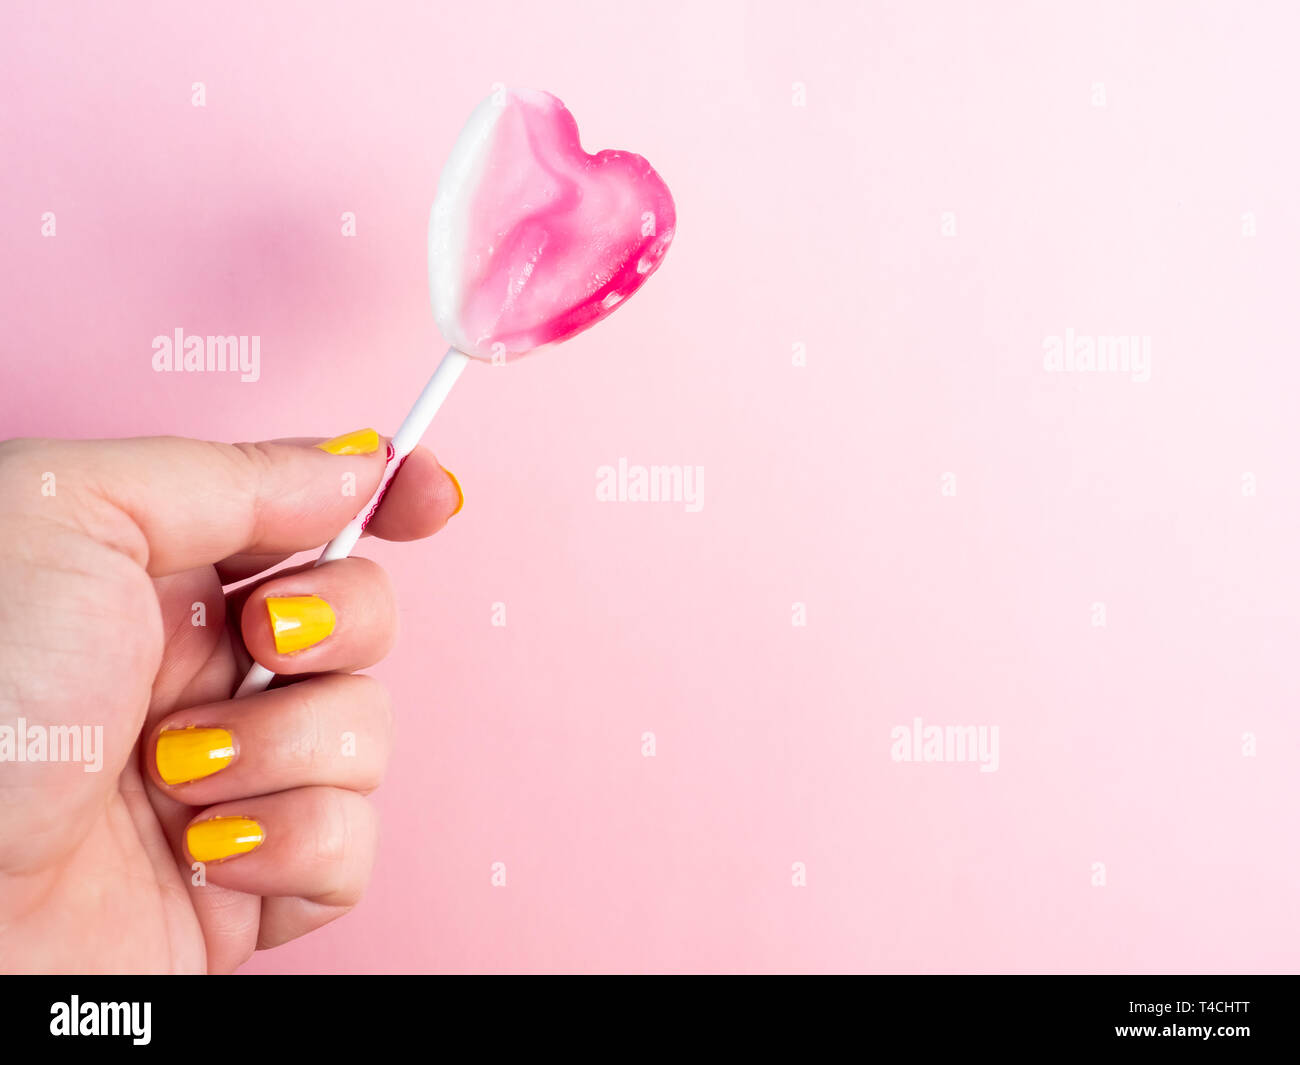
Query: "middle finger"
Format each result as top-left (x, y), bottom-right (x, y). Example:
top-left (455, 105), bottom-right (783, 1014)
top-left (238, 556), bottom-right (396, 675)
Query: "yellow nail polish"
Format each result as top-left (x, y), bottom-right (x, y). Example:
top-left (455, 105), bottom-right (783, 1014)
top-left (156, 727), bottom-right (235, 785)
top-left (443, 465), bottom-right (464, 516)
top-left (316, 428), bottom-right (380, 455)
top-left (266, 595), bottom-right (336, 654)
top-left (187, 816), bottom-right (265, 862)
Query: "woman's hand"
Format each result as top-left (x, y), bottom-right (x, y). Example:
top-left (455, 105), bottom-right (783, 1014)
top-left (0, 432), bottom-right (461, 973)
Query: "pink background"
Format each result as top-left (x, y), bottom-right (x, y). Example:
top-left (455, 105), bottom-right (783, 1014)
top-left (3, 0), bottom-right (1298, 973)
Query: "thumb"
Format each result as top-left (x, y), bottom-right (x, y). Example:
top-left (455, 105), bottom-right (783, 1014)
top-left (1, 432), bottom-right (388, 577)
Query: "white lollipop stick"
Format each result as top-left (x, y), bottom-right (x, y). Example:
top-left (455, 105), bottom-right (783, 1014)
top-left (234, 346), bottom-right (471, 698)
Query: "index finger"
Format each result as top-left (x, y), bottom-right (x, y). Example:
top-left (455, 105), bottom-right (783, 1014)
top-left (214, 444), bottom-right (462, 584)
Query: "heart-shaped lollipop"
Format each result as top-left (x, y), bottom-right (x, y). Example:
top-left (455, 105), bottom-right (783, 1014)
top-left (236, 88), bottom-right (676, 697)
top-left (430, 88), bottom-right (676, 361)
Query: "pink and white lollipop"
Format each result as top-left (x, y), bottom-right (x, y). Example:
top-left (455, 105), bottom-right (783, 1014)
top-left (237, 87), bottom-right (676, 696)
top-left (430, 87), bottom-right (676, 361)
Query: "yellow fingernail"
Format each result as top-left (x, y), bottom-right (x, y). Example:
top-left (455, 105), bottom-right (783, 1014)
top-left (266, 595), bottom-right (336, 654)
top-left (156, 727), bottom-right (235, 785)
top-left (187, 816), bottom-right (264, 862)
top-left (443, 465), bottom-right (464, 516)
top-left (316, 428), bottom-right (380, 455)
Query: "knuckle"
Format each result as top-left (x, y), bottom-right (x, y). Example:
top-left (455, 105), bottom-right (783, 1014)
top-left (282, 680), bottom-right (341, 777)
top-left (222, 440), bottom-right (280, 539)
top-left (310, 789), bottom-right (352, 868)
top-left (226, 439), bottom-right (280, 477)
top-left (344, 675), bottom-right (392, 789)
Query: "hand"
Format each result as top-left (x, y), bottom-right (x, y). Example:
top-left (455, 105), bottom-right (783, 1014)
top-left (0, 432), bottom-right (462, 973)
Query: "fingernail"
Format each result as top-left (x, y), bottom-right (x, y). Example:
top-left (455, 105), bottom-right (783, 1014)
top-left (187, 816), bottom-right (265, 862)
top-left (442, 465), bottom-right (464, 516)
top-left (156, 726), bottom-right (235, 785)
top-left (266, 594), bottom-right (335, 654)
top-left (316, 428), bottom-right (380, 455)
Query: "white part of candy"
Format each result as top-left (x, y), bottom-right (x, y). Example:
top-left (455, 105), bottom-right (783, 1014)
top-left (428, 92), bottom-right (506, 358)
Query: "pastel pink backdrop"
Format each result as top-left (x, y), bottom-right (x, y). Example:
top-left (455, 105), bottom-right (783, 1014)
top-left (2, 0), bottom-right (1298, 973)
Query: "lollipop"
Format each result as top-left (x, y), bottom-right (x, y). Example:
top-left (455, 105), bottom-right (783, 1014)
top-left (430, 88), bottom-right (676, 360)
top-left (236, 88), bottom-right (676, 696)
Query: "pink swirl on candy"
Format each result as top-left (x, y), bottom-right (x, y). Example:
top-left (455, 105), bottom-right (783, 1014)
top-left (429, 88), bottom-right (676, 361)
